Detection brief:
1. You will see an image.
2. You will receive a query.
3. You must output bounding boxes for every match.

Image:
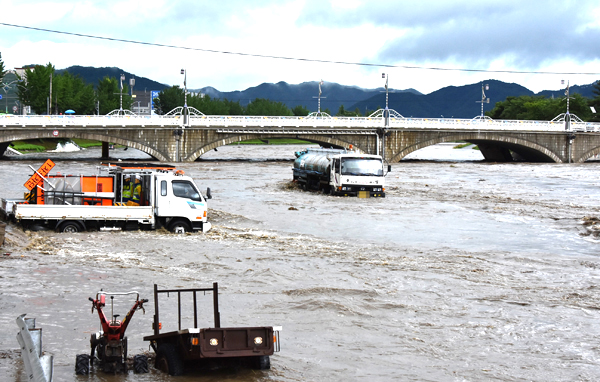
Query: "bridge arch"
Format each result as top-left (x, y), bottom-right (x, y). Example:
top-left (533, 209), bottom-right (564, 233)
top-left (576, 146), bottom-right (600, 163)
top-left (185, 133), bottom-right (371, 161)
top-left (389, 133), bottom-right (561, 163)
top-left (0, 131), bottom-right (169, 161)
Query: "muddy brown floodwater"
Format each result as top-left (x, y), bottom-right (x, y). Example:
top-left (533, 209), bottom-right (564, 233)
top-left (1, 144), bottom-right (600, 381)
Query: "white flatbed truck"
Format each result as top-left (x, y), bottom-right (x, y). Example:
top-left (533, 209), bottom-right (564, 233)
top-left (2, 161), bottom-right (212, 233)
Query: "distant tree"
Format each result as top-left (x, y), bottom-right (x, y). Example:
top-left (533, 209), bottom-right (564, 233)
top-left (224, 99), bottom-right (244, 115)
top-left (153, 86), bottom-right (184, 115)
top-left (562, 93), bottom-right (593, 121)
top-left (245, 98), bottom-right (292, 116)
top-left (486, 95), bottom-right (592, 121)
top-left (336, 105), bottom-right (362, 117)
top-left (188, 93), bottom-right (230, 115)
top-left (589, 81), bottom-right (600, 122)
top-left (52, 72), bottom-right (95, 114)
top-left (96, 76), bottom-right (131, 114)
top-left (17, 63), bottom-right (54, 114)
top-left (291, 105), bottom-right (310, 116)
top-left (0, 53), bottom-right (6, 84)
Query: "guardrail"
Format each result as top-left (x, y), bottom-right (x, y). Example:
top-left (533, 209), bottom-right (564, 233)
top-left (1, 114), bottom-right (600, 132)
top-left (16, 314), bottom-right (54, 382)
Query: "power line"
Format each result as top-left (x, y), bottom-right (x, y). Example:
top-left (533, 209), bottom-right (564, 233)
top-left (2, 22), bottom-right (600, 76)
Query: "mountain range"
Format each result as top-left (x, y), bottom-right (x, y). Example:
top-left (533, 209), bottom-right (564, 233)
top-left (42, 66), bottom-right (600, 118)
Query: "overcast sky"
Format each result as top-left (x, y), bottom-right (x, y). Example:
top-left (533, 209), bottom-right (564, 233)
top-left (2, 0), bottom-right (600, 98)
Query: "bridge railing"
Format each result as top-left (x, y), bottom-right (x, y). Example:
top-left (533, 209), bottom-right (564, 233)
top-left (2, 114), bottom-right (600, 132)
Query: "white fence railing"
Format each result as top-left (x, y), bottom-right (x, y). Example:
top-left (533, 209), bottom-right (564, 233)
top-left (1, 114), bottom-right (600, 132)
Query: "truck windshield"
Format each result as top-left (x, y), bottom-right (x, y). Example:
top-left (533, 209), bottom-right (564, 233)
top-left (340, 158), bottom-right (384, 176)
top-left (172, 181), bottom-right (201, 201)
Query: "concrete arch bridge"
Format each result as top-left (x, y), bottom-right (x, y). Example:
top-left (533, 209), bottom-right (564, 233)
top-left (2, 114), bottom-right (600, 163)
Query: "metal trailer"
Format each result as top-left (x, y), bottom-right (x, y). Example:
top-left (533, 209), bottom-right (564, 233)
top-left (293, 147), bottom-right (387, 197)
top-left (143, 283), bottom-right (281, 376)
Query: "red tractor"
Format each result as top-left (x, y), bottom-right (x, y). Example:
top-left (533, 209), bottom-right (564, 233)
top-left (75, 291), bottom-right (149, 375)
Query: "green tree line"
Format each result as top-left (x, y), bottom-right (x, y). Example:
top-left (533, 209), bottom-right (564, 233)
top-left (487, 83), bottom-right (600, 122)
top-left (5, 53), bottom-right (600, 120)
top-left (14, 63), bottom-right (133, 115)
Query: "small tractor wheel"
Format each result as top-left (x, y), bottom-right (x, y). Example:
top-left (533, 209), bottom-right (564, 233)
top-left (156, 343), bottom-right (184, 376)
top-left (252, 355), bottom-right (271, 370)
top-left (123, 336), bottom-right (128, 362)
top-left (75, 354), bottom-right (90, 375)
top-left (133, 354), bottom-right (149, 373)
top-left (168, 219), bottom-right (191, 234)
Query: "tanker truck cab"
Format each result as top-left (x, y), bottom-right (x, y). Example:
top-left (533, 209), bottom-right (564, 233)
top-left (293, 148), bottom-right (386, 197)
top-left (332, 153), bottom-right (385, 197)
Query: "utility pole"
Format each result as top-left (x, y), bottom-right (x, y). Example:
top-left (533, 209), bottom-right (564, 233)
top-left (48, 73), bottom-right (52, 115)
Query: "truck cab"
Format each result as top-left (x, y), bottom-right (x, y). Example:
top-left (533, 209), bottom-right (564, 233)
top-left (153, 172), bottom-right (211, 233)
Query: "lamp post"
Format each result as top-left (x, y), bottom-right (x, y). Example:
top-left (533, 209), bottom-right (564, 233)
top-left (379, 73), bottom-right (391, 160)
top-left (119, 74), bottom-right (125, 114)
top-left (476, 83), bottom-right (490, 118)
top-left (181, 69), bottom-right (188, 126)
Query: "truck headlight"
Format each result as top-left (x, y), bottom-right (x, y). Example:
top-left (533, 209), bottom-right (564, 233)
top-left (209, 338), bottom-right (219, 346)
top-left (254, 336), bottom-right (263, 345)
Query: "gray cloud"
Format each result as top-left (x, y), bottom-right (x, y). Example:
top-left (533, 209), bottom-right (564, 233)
top-left (297, 0), bottom-right (600, 68)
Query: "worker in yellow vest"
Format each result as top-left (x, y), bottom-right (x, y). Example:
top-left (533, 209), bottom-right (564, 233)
top-left (122, 176), bottom-right (133, 203)
top-left (129, 178), bottom-right (142, 206)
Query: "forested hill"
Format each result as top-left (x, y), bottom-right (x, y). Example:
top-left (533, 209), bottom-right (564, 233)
top-left (348, 80), bottom-right (600, 119)
top-left (57, 66), bottom-right (169, 91)
top-left (57, 65), bottom-right (598, 118)
top-left (197, 81), bottom-right (421, 115)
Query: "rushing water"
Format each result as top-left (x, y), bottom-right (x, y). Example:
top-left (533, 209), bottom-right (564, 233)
top-left (1, 143), bottom-right (600, 381)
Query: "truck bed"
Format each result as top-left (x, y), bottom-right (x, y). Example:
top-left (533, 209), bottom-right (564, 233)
top-left (14, 204), bottom-right (154, 222)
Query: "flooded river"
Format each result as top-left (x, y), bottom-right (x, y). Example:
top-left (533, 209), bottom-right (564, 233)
top-left (1, 143), bottom-right (600, 381)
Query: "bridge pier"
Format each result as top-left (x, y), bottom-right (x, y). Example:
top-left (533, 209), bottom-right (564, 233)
top-left (101, 142), bottom-right (109, 159)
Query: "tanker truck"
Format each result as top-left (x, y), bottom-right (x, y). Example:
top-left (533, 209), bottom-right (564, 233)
top-left (292, 147), bottom-right (387, 197)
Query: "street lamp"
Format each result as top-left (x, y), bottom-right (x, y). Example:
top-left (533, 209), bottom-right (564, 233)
top-left (119, 74), bottom-right (125, 113)
top-left (181, 69), bottom-right (188, 126)
top-left (382, 73), bottom-right (390, 127)
top-left (476, 83), bottom-right (490, 118)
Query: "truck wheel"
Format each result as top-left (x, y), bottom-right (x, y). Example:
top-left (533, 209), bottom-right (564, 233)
top-left (156, 343), bottom-right (184, 376)
top-left (168, 219), bottom-right (191, 234)
top-left (58, 221), bottom-right (83, 233)
top-left (75, 354), bottom-right (90, 375)
top-left (251, 355), bottom-right (271, 370)
top-left (133, 354), bottom-right (149, 373)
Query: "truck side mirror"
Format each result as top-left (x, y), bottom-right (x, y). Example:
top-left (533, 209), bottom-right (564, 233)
top-left (206, 187), bottom-right (212, 199)
top-left (387, 165), bottom-right (392, 173)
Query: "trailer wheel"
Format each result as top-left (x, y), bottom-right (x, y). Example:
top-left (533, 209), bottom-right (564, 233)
top-left (168, 219), bottom-right (191, 234)
top-left (156, 343), bottom-right (184, 376)
top-left (75, 354), bottom-right (90, 375)
top-left (58, 221), bottom-right (83, 233)
top-left (251, 355), bottom-right (271, 370)
top-left (133, 354), bottom-right (149, 373)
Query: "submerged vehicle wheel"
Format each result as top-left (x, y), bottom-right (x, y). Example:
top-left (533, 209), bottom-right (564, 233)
top-left (251, 355), bottom-right (271, 370)
top-left (156, 343), bottom-right (184, 376)
top-left (58, 221), bottom-right (83, 233)
top-left (133, 354), bottom-right (149, 373)
top-left (75, 354), bottom-right (90, 375)
top-left (168, 219), bottom-right (191, 234)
